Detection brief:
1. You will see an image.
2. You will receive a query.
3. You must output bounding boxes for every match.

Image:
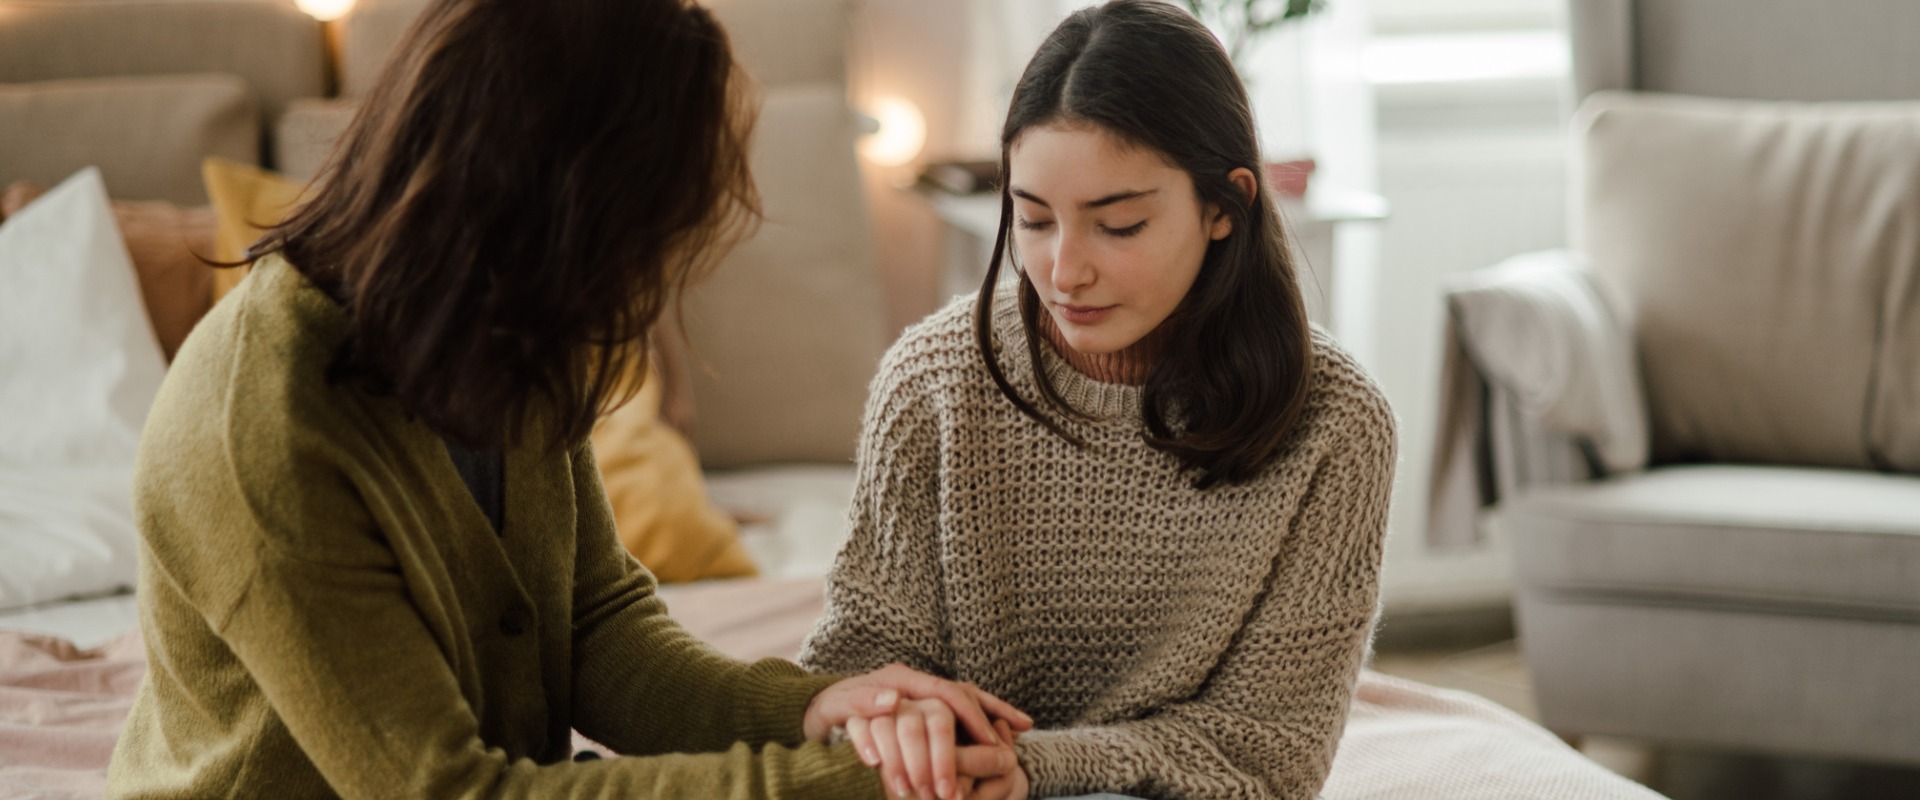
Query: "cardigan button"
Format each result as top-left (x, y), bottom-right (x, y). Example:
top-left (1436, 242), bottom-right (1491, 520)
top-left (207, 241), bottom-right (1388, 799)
top-left (499, 609), bottom-right (530, 637)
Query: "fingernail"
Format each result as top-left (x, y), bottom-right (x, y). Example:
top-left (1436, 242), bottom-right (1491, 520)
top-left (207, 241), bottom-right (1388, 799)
top-left (892, 776), bottom-right (911, 797)
top-left (999, 751), bottom-right (1014, 772)
top-left (860, 747), bottom-right (878, 766)
top-left (877, 689), bottom-right (899, 707)
top-left (937, 779), bottom-right (953, 800)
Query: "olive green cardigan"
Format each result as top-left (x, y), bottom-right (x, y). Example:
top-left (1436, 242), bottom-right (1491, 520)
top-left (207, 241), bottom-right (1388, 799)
top-left (106, 257), bottom-right (883, 799)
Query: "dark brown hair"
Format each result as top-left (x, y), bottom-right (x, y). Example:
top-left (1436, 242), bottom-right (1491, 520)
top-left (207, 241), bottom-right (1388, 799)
top-left (975, 0), bottom-right (1315, 489)
top-left (250, 0), bottom-right (758, 450)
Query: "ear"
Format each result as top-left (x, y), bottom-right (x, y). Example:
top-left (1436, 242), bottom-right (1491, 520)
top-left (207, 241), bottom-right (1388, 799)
top-left (1207, 167), bottom-right (1259, 241)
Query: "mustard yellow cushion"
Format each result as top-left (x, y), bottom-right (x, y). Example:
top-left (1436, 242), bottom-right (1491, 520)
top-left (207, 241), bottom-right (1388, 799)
top-left (591, 365), bottom-right (757, 582)
top-left (202, 156), bottom-right (306, 301)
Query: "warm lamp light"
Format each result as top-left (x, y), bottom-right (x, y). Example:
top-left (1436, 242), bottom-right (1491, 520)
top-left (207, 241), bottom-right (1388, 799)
top-left (858, 96), bottom-right (926, 168)
top-left (296, 0), bottom-right (354, 22)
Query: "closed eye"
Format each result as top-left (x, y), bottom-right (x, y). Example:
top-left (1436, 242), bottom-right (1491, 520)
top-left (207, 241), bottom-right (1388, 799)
top-left (1016, 217), bottom-right (1054, 231)
top-left (1103, 221), bottom-right (1147, 238)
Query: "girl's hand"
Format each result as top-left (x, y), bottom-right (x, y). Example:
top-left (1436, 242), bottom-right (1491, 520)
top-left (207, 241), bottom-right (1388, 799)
top-left (850, 713), bottom-right (1026, 800)
top-left (804, 663), bottom-right (1033, 747)
top-left (848, 698), bottom-right (952, 800)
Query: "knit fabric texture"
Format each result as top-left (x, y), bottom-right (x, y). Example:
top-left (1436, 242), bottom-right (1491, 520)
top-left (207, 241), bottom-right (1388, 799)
top-left (107, 256), bottom-right (883, 799)
top-left (801, 292), bottom-right (1397, 800)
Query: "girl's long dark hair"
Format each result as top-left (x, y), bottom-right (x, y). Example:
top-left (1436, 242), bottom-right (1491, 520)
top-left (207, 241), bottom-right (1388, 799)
top-left (250, 0), bottom-right (758, 451)
top-left (975, 0), bottom-right (1314, 489)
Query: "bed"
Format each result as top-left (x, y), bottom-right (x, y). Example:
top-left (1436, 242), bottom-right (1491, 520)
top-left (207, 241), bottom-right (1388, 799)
top-left (0, 572), bottom-right (1664, 800)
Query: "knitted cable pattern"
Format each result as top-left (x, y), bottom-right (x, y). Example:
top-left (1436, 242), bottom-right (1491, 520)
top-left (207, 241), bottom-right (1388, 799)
top-left (801, 292), bottom-right (1397, 800)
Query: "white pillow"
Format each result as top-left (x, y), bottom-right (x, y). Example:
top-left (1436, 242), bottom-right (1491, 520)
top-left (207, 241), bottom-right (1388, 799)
top-left (0, 167), bottom-right (166, 610)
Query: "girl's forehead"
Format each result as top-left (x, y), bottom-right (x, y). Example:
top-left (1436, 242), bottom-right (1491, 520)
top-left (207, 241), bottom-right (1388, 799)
top-left (1012, 122), bottom-right (1144, 163)
top-left (1009, 124), bottom-right (1185, 193)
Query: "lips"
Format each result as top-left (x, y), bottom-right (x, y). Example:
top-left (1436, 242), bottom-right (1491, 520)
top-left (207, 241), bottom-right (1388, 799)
top-left (1054, 303), bottom-right (1116, 325)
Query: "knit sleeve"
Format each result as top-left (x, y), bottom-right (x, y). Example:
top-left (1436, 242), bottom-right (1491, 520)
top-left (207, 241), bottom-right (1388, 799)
top-left (1015, 393), bottom-right (1397, 800)
top-left (798, 351), bottom-right (954, 678)
top-left (138, 437), bottom-right (881, 799)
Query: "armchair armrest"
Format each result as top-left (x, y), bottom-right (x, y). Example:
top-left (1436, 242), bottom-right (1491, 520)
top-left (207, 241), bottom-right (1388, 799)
top-left (1427, 249), bottom-right (1649, 548)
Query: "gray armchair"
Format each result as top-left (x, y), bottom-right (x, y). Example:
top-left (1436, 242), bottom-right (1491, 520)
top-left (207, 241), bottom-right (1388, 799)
top-left (1429, 0), bottom-right (1920, 766)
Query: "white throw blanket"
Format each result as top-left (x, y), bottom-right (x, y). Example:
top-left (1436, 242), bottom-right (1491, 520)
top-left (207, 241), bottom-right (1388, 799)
top-left (1427, 250), bottom-right (1650, 548)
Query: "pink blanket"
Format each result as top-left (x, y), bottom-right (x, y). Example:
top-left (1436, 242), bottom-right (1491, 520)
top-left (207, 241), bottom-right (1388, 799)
top-left (0, 630), bottom-right (143, 799)
top-left (0, 579), bottom-right (1664, 799)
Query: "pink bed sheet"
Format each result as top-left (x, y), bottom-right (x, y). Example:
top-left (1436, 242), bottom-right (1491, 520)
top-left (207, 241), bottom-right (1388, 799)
top-left (0, 630), bottom-right (143, 800)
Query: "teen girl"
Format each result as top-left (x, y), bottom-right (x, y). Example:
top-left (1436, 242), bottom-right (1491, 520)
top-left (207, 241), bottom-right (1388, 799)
top-left (105, 1), bottom-right (1028, 796)
top-left (802, 2), bottom-right (1397, 799)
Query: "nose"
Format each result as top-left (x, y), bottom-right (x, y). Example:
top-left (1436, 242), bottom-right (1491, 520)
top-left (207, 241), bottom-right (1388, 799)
top-left (1048, 228), bottom-right (1094, 295)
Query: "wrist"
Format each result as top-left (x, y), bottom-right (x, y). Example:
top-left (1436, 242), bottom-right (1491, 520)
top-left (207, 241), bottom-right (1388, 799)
top-left (802, 687), bottom-right (831, 742)
top-left (730, 664), bottom-right (840, 746)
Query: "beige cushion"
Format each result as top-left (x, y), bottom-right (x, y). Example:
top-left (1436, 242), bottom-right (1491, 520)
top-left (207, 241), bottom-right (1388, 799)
top-left (1572, 0), bottom-right (1920, 101)
top-left (682, 85), bottom-right (885, 468)
top-left (704, 0), bottom-right (852, 88)
top-left (273, 98), bottom-right (357, 182)
top-left (1875, 266), bottom-right (1920, 471)
top-left (1577, 92), bottom-right (1920, 469)
top-left (336, 0), bottom-right (423, 99)
top-left (1504, 464), bottom-right (1920, 616)
top-left (0, 0), bottom-right (323, 127)
top-left (337, 0), bottom-right (851, 96)
top-left (0, 75), bottom-right (257, 205)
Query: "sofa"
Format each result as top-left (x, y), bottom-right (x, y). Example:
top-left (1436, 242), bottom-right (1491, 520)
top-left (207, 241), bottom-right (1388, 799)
top-left (1429, 0), bottom-right (1920, 767)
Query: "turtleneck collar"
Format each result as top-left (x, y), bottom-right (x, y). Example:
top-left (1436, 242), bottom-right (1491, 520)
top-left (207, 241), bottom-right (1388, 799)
top-left (1035, 304), bottom-right (1164, 387)
top-left (989, 286), bottom-right (1149, 421)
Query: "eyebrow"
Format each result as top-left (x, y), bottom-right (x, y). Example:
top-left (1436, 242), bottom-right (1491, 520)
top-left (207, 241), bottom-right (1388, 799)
top-left (1010, 187), bottom-right (1159, 210)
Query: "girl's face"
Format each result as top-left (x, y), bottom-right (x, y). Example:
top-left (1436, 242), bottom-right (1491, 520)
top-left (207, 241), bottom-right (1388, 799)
top-left (1008, 123), bottom-right (1239, 355)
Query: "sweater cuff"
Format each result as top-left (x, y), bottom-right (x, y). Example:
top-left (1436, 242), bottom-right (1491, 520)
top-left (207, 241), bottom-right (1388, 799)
top-left (726, 658), bottom-right (845, 746)
top-left (789, 742), bottom-right (889, 800)
top-left (1014, 729), bottom-right (1120, 799)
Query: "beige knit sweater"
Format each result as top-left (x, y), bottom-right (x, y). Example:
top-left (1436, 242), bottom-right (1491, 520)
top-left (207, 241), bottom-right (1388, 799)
top-left (800, 292), bottom-right (1397, 800)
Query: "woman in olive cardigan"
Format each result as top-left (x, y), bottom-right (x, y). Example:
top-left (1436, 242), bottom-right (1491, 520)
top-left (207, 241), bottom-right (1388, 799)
top-left (103, 1), bottom-right (1028, 797)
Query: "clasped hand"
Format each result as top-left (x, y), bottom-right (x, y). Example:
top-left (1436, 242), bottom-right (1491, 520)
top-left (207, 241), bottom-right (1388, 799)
top-left (804, 664), bottom-right (1033, 800)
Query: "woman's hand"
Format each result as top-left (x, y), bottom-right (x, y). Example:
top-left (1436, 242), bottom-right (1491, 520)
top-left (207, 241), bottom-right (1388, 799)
top-left (804, 663), bottom-right (1033, 746)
